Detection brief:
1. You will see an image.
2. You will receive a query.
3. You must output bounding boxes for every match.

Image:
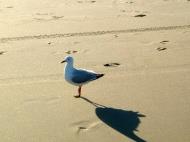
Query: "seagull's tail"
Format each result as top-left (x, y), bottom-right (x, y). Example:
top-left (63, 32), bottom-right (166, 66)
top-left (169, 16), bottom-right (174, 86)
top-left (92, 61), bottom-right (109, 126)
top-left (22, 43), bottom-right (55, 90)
top-left (96, 74), bottom-right (104, 79)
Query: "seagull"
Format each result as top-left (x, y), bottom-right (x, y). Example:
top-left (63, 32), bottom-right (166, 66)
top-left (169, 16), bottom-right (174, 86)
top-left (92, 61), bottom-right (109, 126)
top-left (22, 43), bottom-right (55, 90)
top-left (61, 56), bottom-right (104, 98)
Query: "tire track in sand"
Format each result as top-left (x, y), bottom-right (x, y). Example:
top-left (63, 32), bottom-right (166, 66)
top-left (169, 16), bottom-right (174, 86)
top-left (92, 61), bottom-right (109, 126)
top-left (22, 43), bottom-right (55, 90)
top-left (0, 25), bottom-right (190, 42)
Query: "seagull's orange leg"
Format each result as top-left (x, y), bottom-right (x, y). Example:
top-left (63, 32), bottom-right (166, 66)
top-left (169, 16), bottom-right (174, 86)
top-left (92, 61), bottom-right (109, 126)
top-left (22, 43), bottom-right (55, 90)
top-left (75, 86), bottom-right (82, 98)
top-left (78, 86), bottom-right (82, 97)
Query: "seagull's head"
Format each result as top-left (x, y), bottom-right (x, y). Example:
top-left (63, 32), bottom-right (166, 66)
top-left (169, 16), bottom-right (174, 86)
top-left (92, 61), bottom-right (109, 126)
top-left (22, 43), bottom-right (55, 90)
top-left (61, 56), bottom-right (73, 64)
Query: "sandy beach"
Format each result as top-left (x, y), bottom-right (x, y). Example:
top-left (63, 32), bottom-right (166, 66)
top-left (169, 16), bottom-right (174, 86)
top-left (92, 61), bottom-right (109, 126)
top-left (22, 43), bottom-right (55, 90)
top-left (0, 0), bottom-right (190, 142)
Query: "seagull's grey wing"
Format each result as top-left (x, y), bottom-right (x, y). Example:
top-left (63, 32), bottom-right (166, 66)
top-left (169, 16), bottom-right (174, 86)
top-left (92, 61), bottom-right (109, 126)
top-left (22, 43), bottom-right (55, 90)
top-left (71, 69), bottom-right (97, 84)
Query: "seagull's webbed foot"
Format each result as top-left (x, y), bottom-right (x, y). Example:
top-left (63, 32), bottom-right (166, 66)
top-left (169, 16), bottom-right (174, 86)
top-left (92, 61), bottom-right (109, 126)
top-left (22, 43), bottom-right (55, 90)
top-left (74, 95), bottom-right (80, 98)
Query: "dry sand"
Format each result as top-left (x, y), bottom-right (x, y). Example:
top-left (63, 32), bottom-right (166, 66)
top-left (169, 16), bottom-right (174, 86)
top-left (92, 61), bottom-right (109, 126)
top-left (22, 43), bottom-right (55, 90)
top-left (0, 0), bottom-right (190, 142)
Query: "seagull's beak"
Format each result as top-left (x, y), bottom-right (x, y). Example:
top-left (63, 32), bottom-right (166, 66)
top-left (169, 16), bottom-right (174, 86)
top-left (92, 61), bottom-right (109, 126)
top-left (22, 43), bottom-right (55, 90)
top-left (60, 60), bottom-right (66, 63)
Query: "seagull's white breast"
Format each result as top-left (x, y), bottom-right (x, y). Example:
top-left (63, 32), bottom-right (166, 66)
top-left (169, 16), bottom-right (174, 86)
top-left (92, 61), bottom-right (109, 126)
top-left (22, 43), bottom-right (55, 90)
top-left (64, 63), bottom-right (79, 86)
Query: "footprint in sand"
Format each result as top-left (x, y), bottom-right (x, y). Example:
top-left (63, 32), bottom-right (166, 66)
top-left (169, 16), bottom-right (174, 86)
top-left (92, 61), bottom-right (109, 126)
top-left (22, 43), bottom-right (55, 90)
top-left (34, 13), bottom-right (64, 21)
top-left (73, 41), bottom-right (80, 44)
top-left (34, 18), bottom-right (45, 21)
top-left (157, 40), bottom-right (169, 51)
top-left (77, 1), bottom-right (83, 3)
top-left (77, 126), bottom-right (88, 133)
top-left (48, 42), bottom-right (52, 45)
top-left (72, 120), bottom-right (102, 134)
top-left (160, 40), bottom-right (169, 44)
top-left (0, 51), bottom-right (6, 55)
top-left (90, 0), bottom-right (96, 3)
top-left (77, 0), bottom-right (96, 3)
top-left (157, 47), bottom-right (167, 51)
top-left (121, 10), bottom-right (126, 13)
top-left (6, 6), bottom-right (14, 8)
top-left (114, 34), bottom-right (118, 38)
top-left (126, 1), bottom-right (134, 4)
top-left (52, 15), bottom-right (64, 20)
top-left (36, 13), bottom-right (49, 16)
top-left (134, 14), bottom-right (146, 17)
top-left (65, 50), bottom-right (78, 54)
top-left (78, 126), bottom-right (87, 130)
top-left (104, 63), bottom-right (120, 67)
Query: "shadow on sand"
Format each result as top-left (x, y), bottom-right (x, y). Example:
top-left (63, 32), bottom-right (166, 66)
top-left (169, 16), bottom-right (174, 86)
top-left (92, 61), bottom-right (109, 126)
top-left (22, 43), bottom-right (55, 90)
top-left (80, 97), bottom-right (146, 142)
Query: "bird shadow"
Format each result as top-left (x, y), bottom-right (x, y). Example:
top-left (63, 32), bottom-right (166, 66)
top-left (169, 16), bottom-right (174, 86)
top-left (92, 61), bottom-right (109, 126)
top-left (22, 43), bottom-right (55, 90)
top-left (80, 96), bottom-right (146, 142)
